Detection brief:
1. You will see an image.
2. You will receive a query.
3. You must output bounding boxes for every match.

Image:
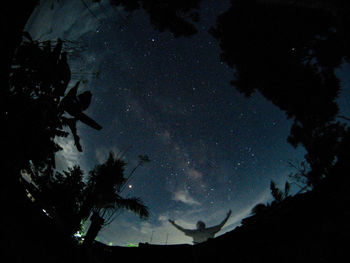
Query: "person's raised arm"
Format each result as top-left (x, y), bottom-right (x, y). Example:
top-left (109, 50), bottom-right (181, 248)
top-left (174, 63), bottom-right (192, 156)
top-left (207, 210), bottom-right (232, 234)
top-left (218, 210), bottom-right (232, 228)
top-left (169, 219), bottom-right (187, 233)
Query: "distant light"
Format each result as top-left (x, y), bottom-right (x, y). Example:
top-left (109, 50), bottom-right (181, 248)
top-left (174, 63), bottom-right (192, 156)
top-left (128, 184), bottom-right (133, 189)
top-left (74, 231), bottom-right (82, 238)
top-left (42, 209), bottom-right (50, 217)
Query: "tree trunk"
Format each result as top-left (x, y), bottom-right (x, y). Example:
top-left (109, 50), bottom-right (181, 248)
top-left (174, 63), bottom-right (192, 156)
top-left (83, 212), bottom-right (104, 246)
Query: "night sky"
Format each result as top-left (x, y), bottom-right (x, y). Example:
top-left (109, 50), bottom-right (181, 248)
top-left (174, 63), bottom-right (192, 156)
top-left (25, 0), bottom-right (349, 246)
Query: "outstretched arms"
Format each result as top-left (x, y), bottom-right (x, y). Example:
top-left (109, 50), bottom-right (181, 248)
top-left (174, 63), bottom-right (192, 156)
top-left (169, 210), bottom-right (232, 239)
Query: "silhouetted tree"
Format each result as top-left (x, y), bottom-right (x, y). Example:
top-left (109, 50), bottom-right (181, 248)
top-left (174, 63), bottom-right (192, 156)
top-left (82, 152), bottom-right (149, 246)
top-left (270, 181), bottom-right (290, 204)
top-left (29, 165), bottom-right (86, 237)
top-left (4, 34), bottom-right (101, 181)
top-left (287, 161), bottom-right (311, 192)
top-left (26, 152), bottom-right (150, 243)
top-left (1, 34), bottom-right (103, 253)
top-left (210, 0), bottom-right (350, 189)
top-left (289, 121), bottom-right (348, 187)
top-left (105, 0), bottom-right (202, 37)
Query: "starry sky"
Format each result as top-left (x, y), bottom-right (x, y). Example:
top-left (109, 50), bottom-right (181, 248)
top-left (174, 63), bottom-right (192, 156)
top-left (24, 0), bottom-right (349, 246)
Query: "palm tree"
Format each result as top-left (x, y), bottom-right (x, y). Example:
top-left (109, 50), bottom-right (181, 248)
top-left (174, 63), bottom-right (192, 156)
top-left (270, 181), bottom-right (290, 204)
top-left (83, 152), bottom-right (149, 246)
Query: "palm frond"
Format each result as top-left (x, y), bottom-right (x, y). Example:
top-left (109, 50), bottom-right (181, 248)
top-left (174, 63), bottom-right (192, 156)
top-left (270, 180), bottom-right (283, 202)
top-left (284, 181), bottom-right (290, 199)
top-left (115, 196), bottom-right (149, 219)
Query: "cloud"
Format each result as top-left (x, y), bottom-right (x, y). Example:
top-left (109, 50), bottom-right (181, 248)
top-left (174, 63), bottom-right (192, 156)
top-left (172, 188), bottom-right (201, 206)
top-left (55, 135), bottom-right (83, 171)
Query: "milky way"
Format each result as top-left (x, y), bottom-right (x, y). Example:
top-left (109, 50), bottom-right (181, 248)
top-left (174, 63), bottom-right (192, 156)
top-left (25, 0), bottom-right (313, 245)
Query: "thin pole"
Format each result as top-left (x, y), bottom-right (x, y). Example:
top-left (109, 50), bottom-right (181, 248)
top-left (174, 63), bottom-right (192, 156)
top-left (165, 233), bottom-right (169, 245)
top-left (150, 230), bottom-right (154, 243)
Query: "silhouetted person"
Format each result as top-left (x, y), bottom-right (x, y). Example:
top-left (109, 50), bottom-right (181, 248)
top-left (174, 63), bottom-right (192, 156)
top-left (169, 210), bottom-right (231, 244)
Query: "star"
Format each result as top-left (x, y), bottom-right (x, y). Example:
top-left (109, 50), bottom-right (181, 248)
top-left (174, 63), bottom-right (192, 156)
top-left (27, 0), bottom-right (316, 246)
